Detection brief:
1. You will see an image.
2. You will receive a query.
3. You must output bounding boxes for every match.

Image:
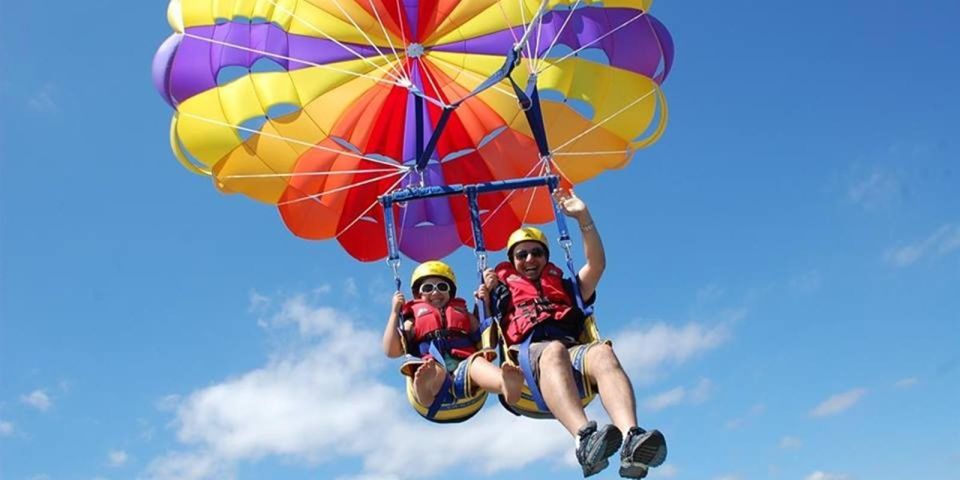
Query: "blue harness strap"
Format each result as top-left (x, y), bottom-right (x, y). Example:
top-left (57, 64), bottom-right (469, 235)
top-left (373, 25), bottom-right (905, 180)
top-left (424, 341), bottom-right (454, 420)
top-left (518, 333), bottom-right (547, 411)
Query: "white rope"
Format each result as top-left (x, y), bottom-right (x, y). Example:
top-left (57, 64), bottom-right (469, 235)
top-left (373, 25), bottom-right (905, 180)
top-left (263, 0), bottom-right (406, 83)
top-left (520, 161), bottom-right (548, 224)
top-left (480, 158), bottom-right (546, 228)
top-left (533, 0), bottom-right (583, 72)
top-left (334, 171), bottom-right (412, 237)
top-left (418, 57), bottom-right (448, 106)
top-left (426, 55), bottom-right (519, 102)
top-left (182, 33), bottom-right (404, 88)
top-left (221, 167), bottom-right (402, 179)
top-left (535, 10), bottom-right (648, 75)
top-left (367, 0), bottom-right (411, 80)
top-left (553, 150), bottom-right (629, 157)
top-left (179, 111), bottom-right (405, 169)
top-left (315, 0), bottom-right (411, 82)
top-left (277, 169), bottom-right (407, 206)
top-left (552, 87), bottom-right (657, 153)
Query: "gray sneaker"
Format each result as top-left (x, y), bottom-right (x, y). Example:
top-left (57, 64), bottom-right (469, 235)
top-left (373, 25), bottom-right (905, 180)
top-left (576, 421), bottom-right (623, 477)
top-left (619, 427), bottom-right (667, 478)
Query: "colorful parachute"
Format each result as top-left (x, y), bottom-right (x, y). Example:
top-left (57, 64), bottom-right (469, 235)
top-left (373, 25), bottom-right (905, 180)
top-left (153, 0), bottom-right (673, 261)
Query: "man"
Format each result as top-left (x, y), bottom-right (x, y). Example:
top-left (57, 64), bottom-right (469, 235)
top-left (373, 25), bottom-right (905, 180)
top-left (483, 188), bottom-right (667, 478)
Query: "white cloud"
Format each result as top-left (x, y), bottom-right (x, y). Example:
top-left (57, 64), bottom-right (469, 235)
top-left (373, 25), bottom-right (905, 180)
top-left (725, 403), bottom-right (765, 430)
top-left (848, 168), bottom-right (902, 210)
top-left (714, 475), bottom-right (742, 480)
top-left (344, 278), bottom-right (359, 297)
top-left (780, 436), bottom-right (802, 449)
top-left (885, 224), bottom-right (960, 267)
top-left (144, 295), bottom-right (574, 480)
top-left (689, 378), bottom-right (713, 404)
top-left (658, 464), bottom-right (679, 477)
top-left (613, 321), bottom-right (733, 385)
top-left (108, 450), bottom-right (129, 467)
top-left (806, 471), bottom-right (850, 480)
top-left (894, 377), bottom-right (919, 388)
top-left (21, 390), bottom-right (51, 411)
top-left (789, 270), bottom-right (822, 294)
top-left (642, 379), bottom-right (713, 412)
top-left (643, 387), bottom-right (685, 411)
top-left (0, 420), bottom-right (13, 436)
top-left (810, 388), bottom-right (867, 417)
top-left (27, 83), bottom-right (58, 113)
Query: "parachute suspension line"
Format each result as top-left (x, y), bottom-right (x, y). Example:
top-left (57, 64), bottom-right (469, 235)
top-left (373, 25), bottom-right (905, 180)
top-left (418, 60), bottom-right (448, 108)
top-left (520, 162), bottom-right (549, 225)
top-left (554, 150), bottom-right (630, 157)
top-left (277, 169), bottom-right (408, 206)
top-left (262, 0), bottom-right (408, 84)
top-left (336, 171), bottom-right (412, 240)
top-left (480, 160), bottom-right (548, 229)
top-left (181, 33), bottom-right (406, 89)
top-left (534, 0), bottom-right (585, 72)
top-left (317, 0), bottom-right (412, 83)
top-left (221, 167), bottom-right (402, 180)
top-left (366, 0), bottom-right (411, 80)
top-left (428, 55), bottom-right (520, 102)
top-left (177, 112), bottom-right (407, 169)
top-left (535, 10), bottom-right (649, 76)
top-left (495, 1), bottom-right (523, 48)
top-left (552, 86), bottom-right (659, 153)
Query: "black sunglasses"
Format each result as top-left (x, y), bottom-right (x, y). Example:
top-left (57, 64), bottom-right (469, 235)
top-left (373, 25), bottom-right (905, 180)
top-left (419, 281), bottom-right (451, 294)
top-left (514, 247), bottom-right (546, 261)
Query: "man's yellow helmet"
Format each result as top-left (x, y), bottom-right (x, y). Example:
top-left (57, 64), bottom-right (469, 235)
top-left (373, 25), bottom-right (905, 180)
top-left (507, 227), bottom-right (549, 259)
top-left (411, 260), bottom-right (457, 295)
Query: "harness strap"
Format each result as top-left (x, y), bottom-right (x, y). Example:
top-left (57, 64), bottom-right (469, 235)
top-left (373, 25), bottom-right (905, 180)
top-left (467, 187), bottom-right (495, 342)
top-left (546, 181), bottom-right (594, 317)
top-left (425, 341), bottom-right (454, 419)
top-left (518, 333), bottom-right (548, 411)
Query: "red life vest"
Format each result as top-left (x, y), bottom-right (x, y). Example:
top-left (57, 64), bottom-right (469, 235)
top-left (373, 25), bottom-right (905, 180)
top-left (403, 297), bottom-right (477, 359)
top-left (495, 261), bottom-right (576, 345)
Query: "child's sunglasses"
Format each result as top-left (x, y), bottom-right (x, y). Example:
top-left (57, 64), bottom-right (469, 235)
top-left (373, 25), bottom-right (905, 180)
top-left (419, 281), bottom-right (451, 294)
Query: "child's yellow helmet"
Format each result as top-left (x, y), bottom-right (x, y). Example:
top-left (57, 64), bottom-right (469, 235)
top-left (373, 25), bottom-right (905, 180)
top-left (411, 260), bottom-right (457, 296)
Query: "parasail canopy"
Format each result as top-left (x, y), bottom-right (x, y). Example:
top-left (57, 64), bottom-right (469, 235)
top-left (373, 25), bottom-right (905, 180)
top-left (153, 0), bottom-right (674, 261)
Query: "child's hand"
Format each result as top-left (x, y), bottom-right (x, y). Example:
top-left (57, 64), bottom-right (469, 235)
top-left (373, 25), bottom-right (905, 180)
top-left (482, 268), bottom-right (498, 290)
top-left (475, 285), bottom-right (489, 302)
top-left (392, 292), bottom-right (406, 311)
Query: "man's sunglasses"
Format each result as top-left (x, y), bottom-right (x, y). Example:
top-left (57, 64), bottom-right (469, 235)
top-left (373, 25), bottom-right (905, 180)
top-left (419, 281), bottom-right (451, 294)
top-left (514, 247), bottom-right (546, 261)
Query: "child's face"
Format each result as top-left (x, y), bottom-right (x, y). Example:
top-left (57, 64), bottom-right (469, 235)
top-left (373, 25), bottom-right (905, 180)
top-left (418, 278), bottom-right (452, 308)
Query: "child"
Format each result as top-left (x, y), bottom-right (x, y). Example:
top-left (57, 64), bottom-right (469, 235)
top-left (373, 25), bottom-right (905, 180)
top-left (383, 261), bottom-right (522, 421)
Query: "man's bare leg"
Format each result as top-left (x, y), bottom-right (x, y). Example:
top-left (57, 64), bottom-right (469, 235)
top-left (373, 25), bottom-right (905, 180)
top-left (538, 341), bottom-right (589, 436)
top-left (585, 343), bottom-right (637, 434)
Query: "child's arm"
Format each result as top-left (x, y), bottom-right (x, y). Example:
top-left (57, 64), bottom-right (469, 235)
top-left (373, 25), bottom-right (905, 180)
top-left (382, 292), bottom-right (407, 358)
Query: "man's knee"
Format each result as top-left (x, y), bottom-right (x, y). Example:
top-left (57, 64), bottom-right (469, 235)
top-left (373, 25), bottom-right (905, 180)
top-left (588, 343), bottom-right (623, 374)
top-left (539, 341), bottom-right (571, 369)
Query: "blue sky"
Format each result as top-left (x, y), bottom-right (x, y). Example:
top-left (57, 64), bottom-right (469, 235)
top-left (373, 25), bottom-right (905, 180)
top-left (1, 1), bottom-right (958, 480)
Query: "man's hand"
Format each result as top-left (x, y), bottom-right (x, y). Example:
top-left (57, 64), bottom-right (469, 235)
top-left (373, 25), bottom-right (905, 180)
top-left (552, 188), bottom-right (589, 221)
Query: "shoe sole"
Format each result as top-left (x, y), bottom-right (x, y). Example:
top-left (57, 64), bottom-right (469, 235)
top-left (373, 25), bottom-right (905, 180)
top-left (581, 426), bottom-right (624, 478)
top-left (630, 430), bottom-right (667, 467)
